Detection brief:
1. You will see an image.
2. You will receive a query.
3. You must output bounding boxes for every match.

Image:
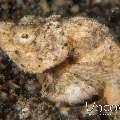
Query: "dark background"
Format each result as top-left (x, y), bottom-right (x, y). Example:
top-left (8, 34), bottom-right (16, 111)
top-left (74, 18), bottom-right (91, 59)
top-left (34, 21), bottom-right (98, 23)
top-left (0, 0), bottom-right (120, 120)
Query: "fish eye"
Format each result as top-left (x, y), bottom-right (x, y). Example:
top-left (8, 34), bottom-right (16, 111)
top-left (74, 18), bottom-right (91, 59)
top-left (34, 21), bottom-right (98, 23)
top-left (14, 32), bottom-right (35, 44)
top-left (21, 33), bottom-right (29, 39)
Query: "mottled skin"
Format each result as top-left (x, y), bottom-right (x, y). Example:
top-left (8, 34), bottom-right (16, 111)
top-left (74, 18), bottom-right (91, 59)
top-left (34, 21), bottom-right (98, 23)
top-left (0, 16), bottom-right (68, 73)
top-left (0, 15), bottom-right (120, 116)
